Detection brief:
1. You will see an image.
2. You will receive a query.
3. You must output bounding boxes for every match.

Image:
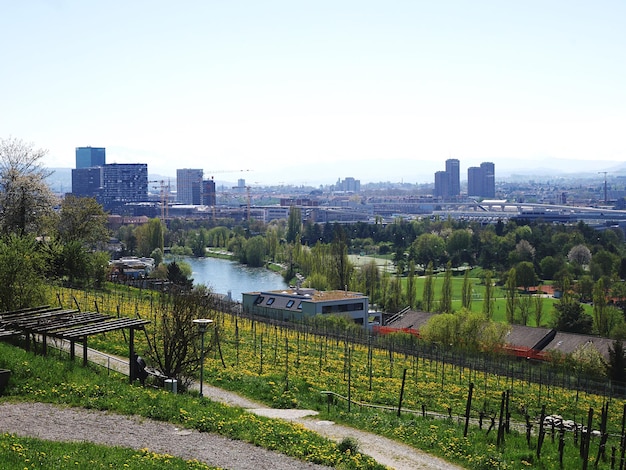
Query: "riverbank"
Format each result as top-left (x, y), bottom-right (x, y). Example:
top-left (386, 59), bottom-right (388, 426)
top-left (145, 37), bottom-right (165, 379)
top-left (181, 253), bottom-right (288, 301)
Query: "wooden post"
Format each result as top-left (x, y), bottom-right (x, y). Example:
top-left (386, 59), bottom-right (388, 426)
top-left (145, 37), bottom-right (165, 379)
top-left (619, 403), bottom-right (626, 470)
top-left (129, 328), bottom-right (135, 384)
top-left (537, 404), bottom-right (546, 460)
top-left (582, 407), bottom-right (594, 470)
top-left (464, 382), bottom-right (474, 437)
top-left (82, 336), bottom-right (88, 367)
top-left (497, 392), bottom-right (506, 446)
top-left (347, 347), bottom-right (352, 413)
top-left (397, 368), bottom-right (407, 417)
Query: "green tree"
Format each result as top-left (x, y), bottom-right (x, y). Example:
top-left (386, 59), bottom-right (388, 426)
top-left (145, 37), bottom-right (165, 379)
top-left (387, 277), bottom-right (404, 313)
top-left (606, 340), bottom-right (626, 384)
top-left (410, 233), bottom-right (446, 267)
top-left (439, 261), bottom-right (452, 313)
top-left (167, 261), bottom-right (193, 290)
top-left (446, 229), bottom-right (473, 265)
top-left (593, 278), bottom-right (610, 336)
top-left (57, 195), bottom-right (109, 246)
top-left (406, 260), bottom-right (417, 309)
top-left (575, 275), bottom-right (594, 302)
top-left (136, 218), bottom-right (165, 257)
top-left (90, 251), bottom-right (110, 289)
top-left (329, 225), bottom-right (352, 290)
top-left (286, 206), bottom-right (302, 243)
top-left (188, 230), bottom-right (207, 257)
top-left (554, 297), bottom-right (593, 334)
top-left (0, 235), bottom-right (47, 310)
top-left (422, 262), bottom-right (435, 312)
top-left (518, 295), bottom-right (531, 326)
top-left (245, 235), bottom-right (266, 267)
top-left (505, 268), bottom-right (517, 323)
top-left (61, 240), bottom-right (91, 286)
top-left (534, 294), bottom-right (544, 327)
top-left (461, 269), bottom-right (472, 310)
top-left (0, 137), bottom-right (56, 235)
top-left (362, 259), bottom-right (380, 302)
top-left (515, 261), bottom-right (538, 292)
top-left (539, 255), bottom-right (562, 280)
top-left (590, 250), bottom-right (618, 280)
top-left (482, 271), bottom-right (494, 319)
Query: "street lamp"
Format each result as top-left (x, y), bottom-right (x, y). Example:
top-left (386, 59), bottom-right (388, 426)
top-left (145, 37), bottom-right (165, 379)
top-left (192, 318), bottom-right (213, 397)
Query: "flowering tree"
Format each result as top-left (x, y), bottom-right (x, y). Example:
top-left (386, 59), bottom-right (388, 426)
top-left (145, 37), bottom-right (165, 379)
top-left (0, 137), bottom-right (55, 235)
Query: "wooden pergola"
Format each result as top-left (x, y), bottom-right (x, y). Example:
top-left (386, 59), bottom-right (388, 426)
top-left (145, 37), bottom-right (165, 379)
top-left (0, 305), bottom-right (149, 383)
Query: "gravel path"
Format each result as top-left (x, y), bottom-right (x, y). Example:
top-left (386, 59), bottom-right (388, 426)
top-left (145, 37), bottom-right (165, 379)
top-left (0, 401), bottom-right (330, 470)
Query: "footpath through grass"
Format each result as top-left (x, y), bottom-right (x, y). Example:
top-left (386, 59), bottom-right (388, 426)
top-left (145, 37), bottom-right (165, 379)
top-left (0, 341), bottom-right (385, 470)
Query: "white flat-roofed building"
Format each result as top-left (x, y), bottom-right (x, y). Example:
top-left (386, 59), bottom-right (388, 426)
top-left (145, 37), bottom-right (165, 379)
top-left (242, 287), bottom-right (370, 327)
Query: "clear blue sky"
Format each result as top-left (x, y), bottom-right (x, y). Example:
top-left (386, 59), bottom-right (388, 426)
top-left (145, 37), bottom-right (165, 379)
top-left (1, 1), bottom-right (624, 185)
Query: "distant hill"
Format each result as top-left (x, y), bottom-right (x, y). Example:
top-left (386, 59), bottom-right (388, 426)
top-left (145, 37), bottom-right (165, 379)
top-left (46, 168), bottom-right (72, 194)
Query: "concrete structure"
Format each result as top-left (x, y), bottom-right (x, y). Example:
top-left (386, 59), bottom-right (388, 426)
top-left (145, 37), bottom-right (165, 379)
top-left (242, 287), bottom-right (371, 327)
top-left (177, 169), bottom-right (203, 205)
top-left (76, 146), bottom-right (105, 169)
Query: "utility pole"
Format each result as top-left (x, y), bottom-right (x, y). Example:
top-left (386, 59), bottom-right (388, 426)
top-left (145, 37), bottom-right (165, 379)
top-left (598, 171), bottom-right (608, 204)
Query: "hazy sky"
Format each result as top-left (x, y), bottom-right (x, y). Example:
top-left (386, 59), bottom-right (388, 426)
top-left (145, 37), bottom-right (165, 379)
top-left (1, 1), bottom-right (624, 185)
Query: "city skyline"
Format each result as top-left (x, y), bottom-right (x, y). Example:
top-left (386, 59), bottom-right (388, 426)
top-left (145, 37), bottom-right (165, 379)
top-left (1, 2), bottom-right (624, 185)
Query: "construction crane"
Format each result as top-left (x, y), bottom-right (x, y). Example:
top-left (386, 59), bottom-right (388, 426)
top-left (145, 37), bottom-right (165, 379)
top-left (598, 171), bottom-right (608, 205)
top-left (148, 180), bottom-right (171, 220)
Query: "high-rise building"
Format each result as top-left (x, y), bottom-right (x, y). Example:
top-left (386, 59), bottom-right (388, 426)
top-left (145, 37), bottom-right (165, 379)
top-left (177, 169), bottom-right (203, 204)
top-left (445, 159), bottom-right (460, 197)
top-left (467, 167), bottom-right (482, 197)
top-left (467, 162), bottom-right (495, 198)
top-left (76, 147), bottom-right (105, 169)
top-left (336, 177), bottom-right (361, 193)
top-left (481, 162), bottom-right (495, 198)
top-left (99, 163), bottom-right (148, 211)
top-left (434, 159), bottom-right (460, 200)
top-left (202, 179), bottom-right (217, 206)
top-left (71, 167), bottom-right (103, 198)
top-left (434, 171), bottom-right (448, 199)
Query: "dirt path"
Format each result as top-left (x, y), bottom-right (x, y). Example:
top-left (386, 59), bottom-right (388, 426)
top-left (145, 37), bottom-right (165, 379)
top-left (0, 401), bottom-right (330, 470)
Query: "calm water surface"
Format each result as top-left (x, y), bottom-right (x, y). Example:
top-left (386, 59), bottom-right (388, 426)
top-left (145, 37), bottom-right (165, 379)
top-left (182, 256), bottom-right (288, 301)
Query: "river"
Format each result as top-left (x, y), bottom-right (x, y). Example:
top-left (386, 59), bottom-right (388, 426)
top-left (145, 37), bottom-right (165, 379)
top-left (180, 256), bottom-right (288, 301)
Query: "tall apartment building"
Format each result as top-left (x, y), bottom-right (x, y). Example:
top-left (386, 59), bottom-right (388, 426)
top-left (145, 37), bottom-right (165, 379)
top-left (71, 167), bottom-right (103, 198)
top-left (335, 177), bottom-right (361, 193)
top-left (467, 162), bottom-right (495, 198)
top-left (75, 147), bottom-right (106, 169)
top-left (99, 163), bottom-right (148, 211)
top-left (433, 171), bottom-right (448, 199)
top-left (202, 178), bottom-right (217, 206)
top-left (434, 159), bottom-right (460, 200)
top-left (177, 169), bottom-right (203, 204)
top-left (446, 159), bottom-right (460, 197)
